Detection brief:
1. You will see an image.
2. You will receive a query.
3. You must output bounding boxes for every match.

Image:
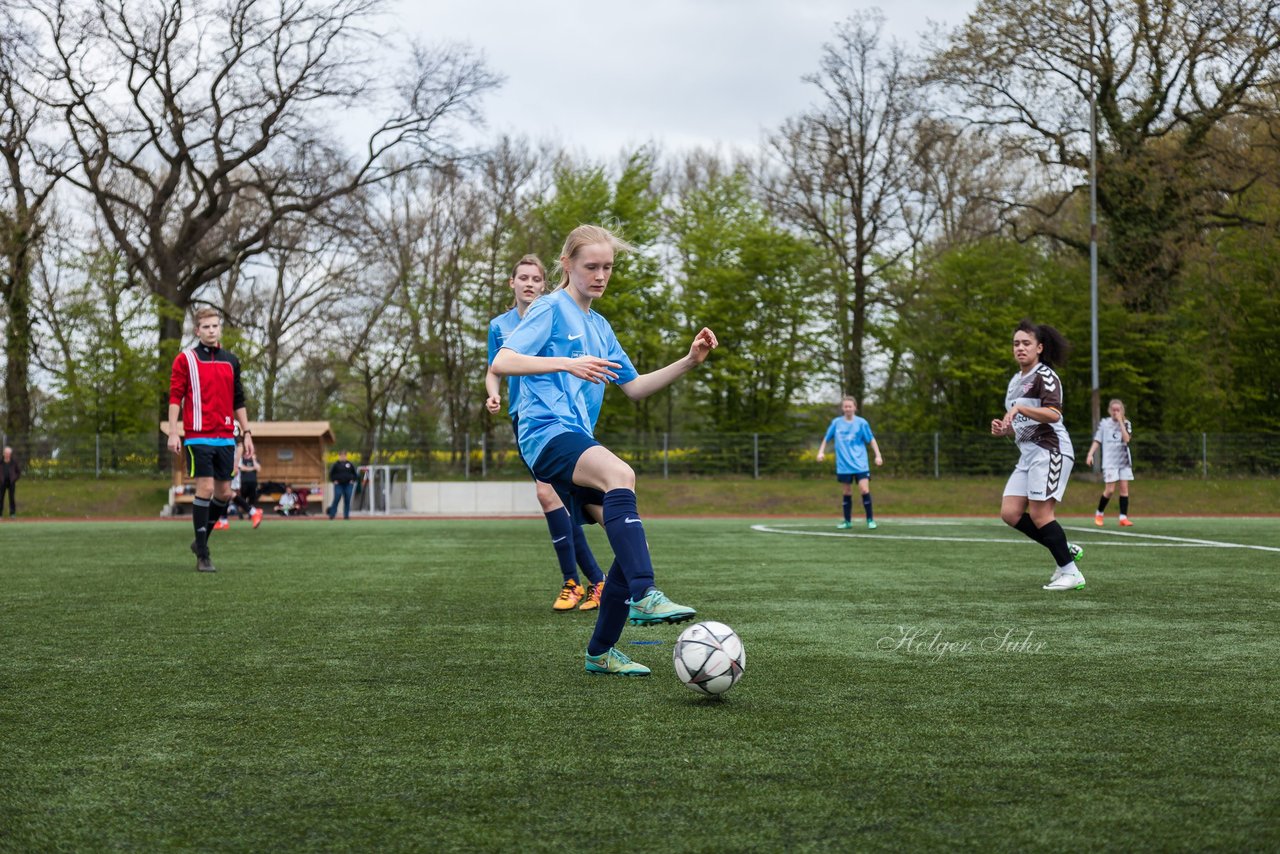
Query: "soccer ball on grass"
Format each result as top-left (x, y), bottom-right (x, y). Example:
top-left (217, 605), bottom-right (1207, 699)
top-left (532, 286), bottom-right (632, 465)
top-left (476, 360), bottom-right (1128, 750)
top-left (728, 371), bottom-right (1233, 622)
top-left (673, 620), bottom-right (745, 696)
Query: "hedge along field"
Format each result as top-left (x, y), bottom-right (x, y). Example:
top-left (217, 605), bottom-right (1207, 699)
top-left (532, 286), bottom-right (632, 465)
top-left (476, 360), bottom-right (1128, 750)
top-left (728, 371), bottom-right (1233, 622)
top-left (2, 516), bottom-right (1278, 851)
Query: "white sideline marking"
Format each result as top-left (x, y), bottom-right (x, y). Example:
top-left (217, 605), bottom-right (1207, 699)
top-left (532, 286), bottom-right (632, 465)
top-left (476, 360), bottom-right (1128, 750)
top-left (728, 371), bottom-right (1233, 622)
top-left (750, 523), bottom-right (1280, 553)
top-left (1061, 525), bottom-right (1280, 553)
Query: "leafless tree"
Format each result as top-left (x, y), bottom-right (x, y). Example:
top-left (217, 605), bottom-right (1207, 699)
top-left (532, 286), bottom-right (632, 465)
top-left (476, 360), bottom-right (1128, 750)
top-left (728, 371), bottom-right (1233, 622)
top-left (212, 210), bottom-right (359, 420)
top-left (762, 11), bottom-right (921, 400)
top-left (15, 0), bottom-right (500, 453)
top-left (927, 0), bottom-right (1280, 312)
top-left (0, 8), bottom-right (65, 439)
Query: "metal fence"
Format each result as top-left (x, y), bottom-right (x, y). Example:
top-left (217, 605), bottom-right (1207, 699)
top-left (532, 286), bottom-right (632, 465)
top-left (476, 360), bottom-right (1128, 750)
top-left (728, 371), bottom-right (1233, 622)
top-left (5, 430), bottom-right (1275, 479)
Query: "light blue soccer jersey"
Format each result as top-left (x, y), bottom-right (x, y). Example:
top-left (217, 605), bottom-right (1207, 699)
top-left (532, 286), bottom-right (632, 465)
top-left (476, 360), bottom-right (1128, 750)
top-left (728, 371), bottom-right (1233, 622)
top-left (499, 289), bottom-right (639, 466)
top-left (487, 308), bottom-right (524, 414)
top-left (823, 416), bottom-right (875, 474)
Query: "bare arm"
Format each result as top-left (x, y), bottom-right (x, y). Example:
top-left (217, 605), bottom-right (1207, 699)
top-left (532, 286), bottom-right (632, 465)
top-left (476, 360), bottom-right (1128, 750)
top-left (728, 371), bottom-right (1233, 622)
top-left (484, 367), bottom-right (502, 414)
top-left (167, 403), bottom-right (182, 455)
top-left (235, 408), bottom-right (254, 459)
top-left (1085, 439), bottom-right (1101, 466)
top-left (1000, 404), bottom-right (1061, 430)
top-left (618, 328), bottom-right (718, 401)
top-left (869, 438), bottom-right (884, 466)
top-left (816, 439), bottom-right (828, 462)
top-left (1116, 413), bottom-right (1131, 443)
top-left (491, 348), bottom-right (619, 384)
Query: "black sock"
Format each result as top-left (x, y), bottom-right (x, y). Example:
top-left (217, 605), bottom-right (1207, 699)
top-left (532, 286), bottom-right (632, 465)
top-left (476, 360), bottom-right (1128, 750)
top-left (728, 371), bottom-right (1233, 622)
top-left (192, 497), bottom-right (210, 556)
top-left (862, 493), bottom-right (874, 521)
top-left (1014, 513), bottom-right (1044, 543)
top-left (1097, 495), bottom-right (1110, 514)
top-left (1119, 496), bottom-right (1129, 516)
top-left (1035, 519), bottom-right (1073, 568)
top-left (842, 495), bottom-right (852, 522)
top-left (211, 498), bottom-right (229, 525)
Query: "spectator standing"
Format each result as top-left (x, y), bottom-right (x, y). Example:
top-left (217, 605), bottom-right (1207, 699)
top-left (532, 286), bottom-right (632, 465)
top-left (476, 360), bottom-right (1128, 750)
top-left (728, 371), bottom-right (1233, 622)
top-left (328, 451), bottom-right (358, 519)
top-left (1, 446), bottom-right (20, 517)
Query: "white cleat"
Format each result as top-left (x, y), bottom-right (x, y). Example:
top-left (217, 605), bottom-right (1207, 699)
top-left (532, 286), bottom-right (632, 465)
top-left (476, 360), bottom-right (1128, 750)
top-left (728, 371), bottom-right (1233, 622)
top-left (1044, 571), bottom-right (1086, 591)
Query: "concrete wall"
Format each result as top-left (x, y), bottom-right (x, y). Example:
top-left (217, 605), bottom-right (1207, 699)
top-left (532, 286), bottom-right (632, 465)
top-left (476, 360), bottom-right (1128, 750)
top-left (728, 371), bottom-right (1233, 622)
top-left (408, 481), bottom-right (540, 516)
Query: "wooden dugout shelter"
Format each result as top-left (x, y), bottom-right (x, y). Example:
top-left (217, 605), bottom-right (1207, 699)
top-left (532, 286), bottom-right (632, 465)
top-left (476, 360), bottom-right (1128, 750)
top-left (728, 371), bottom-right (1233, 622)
top-left (160, 421), bottom-right (336, 512)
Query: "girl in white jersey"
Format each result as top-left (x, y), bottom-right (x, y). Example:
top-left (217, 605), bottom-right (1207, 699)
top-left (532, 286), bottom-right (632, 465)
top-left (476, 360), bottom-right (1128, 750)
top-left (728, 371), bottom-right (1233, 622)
top-left (991, 320), bottom-right (1086, 591)
top-left (1085, 398), bottom-right (1135, 527)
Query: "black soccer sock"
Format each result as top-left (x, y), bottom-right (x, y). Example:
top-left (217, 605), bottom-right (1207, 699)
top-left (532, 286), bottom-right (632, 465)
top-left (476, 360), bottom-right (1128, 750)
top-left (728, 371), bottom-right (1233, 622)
top-left (862, 493), bottom-right (874, 521)
top-left (1014, 513), bottom-right (1045, 543)
top-left (1119, 496), bottom-right (1129, 516)
top-left (211, 497), bottom-right (229, 525)
top-left (842, 495), bottom-right (852, 522)
top-left (1097, 494), bottom-right (1110, 514)
top-left (192, 497), bottom-right (211, 556)
top-left (1035, 519), bottom-right (1074, 568)
top-left (232, 494), bottom-right (253, 515)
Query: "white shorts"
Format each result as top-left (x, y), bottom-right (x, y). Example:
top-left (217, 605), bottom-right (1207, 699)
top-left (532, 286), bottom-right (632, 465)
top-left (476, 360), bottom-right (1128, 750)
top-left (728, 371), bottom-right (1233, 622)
top-left (1103, 466), bottom-right (1134, 484)
top-left (1004, 446), bottom-right (1073, 503)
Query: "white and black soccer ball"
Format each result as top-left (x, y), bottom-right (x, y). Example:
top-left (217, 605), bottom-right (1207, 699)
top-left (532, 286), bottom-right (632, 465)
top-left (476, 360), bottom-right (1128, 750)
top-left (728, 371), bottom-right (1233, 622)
top-left (673, 620), bottom-right (745, 696)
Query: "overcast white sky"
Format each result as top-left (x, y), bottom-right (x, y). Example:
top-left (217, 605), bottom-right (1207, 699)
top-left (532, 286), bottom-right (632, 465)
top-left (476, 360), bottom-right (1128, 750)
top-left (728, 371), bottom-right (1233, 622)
top-left (388, 0), bottom-right (978, 159)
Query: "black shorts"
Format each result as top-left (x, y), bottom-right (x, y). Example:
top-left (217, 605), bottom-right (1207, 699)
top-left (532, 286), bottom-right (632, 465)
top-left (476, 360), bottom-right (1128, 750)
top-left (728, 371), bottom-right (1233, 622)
top-left (185, 442), bottom-right (235, 480)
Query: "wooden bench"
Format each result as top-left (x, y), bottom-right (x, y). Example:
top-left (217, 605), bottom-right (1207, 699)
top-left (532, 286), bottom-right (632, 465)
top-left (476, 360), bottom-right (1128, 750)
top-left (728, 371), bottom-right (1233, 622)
top-left (171, 487), bottom-right (324, 514)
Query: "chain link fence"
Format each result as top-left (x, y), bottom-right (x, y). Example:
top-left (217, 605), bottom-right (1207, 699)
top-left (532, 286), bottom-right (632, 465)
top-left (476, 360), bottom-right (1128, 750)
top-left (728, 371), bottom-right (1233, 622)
top-left (4, 430), bottom-right (1275, 479)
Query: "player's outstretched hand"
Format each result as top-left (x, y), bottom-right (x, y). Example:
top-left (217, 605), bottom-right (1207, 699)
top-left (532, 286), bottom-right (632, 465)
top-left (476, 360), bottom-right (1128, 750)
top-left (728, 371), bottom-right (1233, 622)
top-left (567, 356), bottom-right (620, 384)
top-left (485, 395), bottom-right (501, 414)
top-left (689, 327), bottom-right (718, 364)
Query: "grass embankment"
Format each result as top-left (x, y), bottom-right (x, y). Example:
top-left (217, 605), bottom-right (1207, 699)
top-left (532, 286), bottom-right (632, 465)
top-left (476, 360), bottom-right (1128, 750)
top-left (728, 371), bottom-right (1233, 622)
top-left (7, 474), bottom-right (1278, 519)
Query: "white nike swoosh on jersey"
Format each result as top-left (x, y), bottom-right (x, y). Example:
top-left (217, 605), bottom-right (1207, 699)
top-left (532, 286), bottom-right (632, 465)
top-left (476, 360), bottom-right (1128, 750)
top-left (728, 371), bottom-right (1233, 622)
top-left (624, 517), bottom-right (642, 524)
top-left (567, 333), bottom-right (584, 340)
top-left (551, 536), bottom-right (567, 543)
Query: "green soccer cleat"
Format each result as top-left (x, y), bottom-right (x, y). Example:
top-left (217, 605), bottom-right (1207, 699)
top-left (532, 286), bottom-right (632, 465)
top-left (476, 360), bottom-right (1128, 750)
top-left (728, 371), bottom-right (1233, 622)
top-left (585, 647), bottom-right (651, 676)
top-left (867, 520), bottom-right (877, 529)
top-left (1068, 542), bottom-right (1084, 562)
top-left (627, 589), bottom-right (696, 627)
top-left (836, 521), bottom-right (853, 529)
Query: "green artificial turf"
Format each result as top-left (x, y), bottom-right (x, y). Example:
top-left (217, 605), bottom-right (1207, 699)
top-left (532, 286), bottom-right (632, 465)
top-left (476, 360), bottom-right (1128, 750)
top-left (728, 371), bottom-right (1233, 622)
top-left (1, 517), bottom-right (1277, 851)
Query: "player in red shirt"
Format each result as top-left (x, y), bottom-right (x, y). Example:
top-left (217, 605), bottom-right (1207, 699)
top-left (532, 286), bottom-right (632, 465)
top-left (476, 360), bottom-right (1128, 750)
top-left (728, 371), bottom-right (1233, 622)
top-left (167, 308), bottom-right (254, 572)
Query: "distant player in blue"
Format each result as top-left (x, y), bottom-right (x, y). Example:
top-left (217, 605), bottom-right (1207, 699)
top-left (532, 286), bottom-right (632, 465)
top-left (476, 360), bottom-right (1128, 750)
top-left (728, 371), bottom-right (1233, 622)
top-left (492, 224), bottom-right (719, 677)
top-left (816, 396), bottom-right (884, 529)
top-left (484, 254), bottom-right (606, 612)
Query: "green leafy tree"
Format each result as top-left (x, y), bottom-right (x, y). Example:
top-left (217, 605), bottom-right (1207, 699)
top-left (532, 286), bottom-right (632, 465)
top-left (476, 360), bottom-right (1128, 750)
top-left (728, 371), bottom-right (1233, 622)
top-left (525, 150), bottom-right (669, 436)
top-left (882, 238), bottom-right (1097, 433)
top-left (669, 168), bottom-right (824, 433)
top-left (35, 248), bottom-right (156, 441)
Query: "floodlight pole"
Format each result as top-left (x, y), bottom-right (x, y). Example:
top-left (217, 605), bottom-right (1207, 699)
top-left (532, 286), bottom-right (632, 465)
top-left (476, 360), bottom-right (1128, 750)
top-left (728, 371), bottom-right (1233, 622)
top-left (1088, 1), bottom-right (1101, 446)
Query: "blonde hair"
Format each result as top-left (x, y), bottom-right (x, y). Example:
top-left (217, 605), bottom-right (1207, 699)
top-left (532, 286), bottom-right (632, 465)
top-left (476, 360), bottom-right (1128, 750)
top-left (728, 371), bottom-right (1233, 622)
top-left (554, 224), bottom-right (634, 290)
top-left (192, 307), bottom-right (221, 327)
top-left (841, 395), bottom-right (858, 407)
top-left (1108, 398), bottom-right (1125, 409)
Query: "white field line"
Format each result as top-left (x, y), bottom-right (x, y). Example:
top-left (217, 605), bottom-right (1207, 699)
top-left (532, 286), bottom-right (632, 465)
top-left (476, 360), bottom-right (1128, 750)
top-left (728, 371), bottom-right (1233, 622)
top-left (750, 523), bottom-right (1280, 553)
